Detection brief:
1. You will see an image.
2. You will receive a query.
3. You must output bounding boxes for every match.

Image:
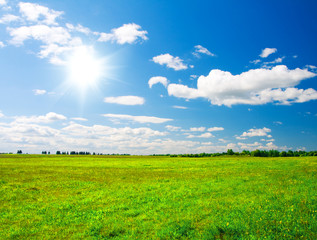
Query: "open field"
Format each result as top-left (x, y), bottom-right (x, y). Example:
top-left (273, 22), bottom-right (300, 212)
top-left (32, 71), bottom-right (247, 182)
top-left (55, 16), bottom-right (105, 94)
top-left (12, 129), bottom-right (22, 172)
top-left (0, 154), bottom-right (316, 239)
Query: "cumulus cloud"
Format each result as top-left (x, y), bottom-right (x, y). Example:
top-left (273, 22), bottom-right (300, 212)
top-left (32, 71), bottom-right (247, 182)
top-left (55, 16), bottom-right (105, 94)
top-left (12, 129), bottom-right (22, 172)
top-left (152, 53), bottom-right (188, 71)
top-left (148, 76), bottom-right (168, 88)
top-left (238, 141), bottom-right (278, 151)
top-left (18, 2), bottom-right (63, 25)
top-left (0, 111), bottom-right (4, 118)
top-left (14, 112), bottom-right (67, 124)
top-left (0, 0), bottom-right (6, 5)
top-left (8, 25), bottom-right (71, 46)
top-left (0, 113), bottom-right (291, 154)
top-left (102, 114), bottom-right (173, 124)
top-left (241, 127), bottom-right (271, 137)
top-left (207, 127), bottom-right (224, 132)
top-left (98, 23), bottom-right (148, 44)
top-left (165, 125), bottom-right (181, 131)
top-left (33, 89), bottom-right (46, 95)
top-left (167, 65), bottom-right (316, 106)
top-left (0, 41), bottom-right (5, 48)
top-left (260, 48), bottom-right (277, 58)
top-left (193, 45), bottom-right (215, 57)
top-left (190, 127), bottom-right (206, 132)
top-left (0, 14), bottom-right (21, 24)
top-left (186, 132), bottom-right (214, 138)
top-left (2, 2), bottom-right (147, 65)
top-left (104, 96), bottom-right (145, 106)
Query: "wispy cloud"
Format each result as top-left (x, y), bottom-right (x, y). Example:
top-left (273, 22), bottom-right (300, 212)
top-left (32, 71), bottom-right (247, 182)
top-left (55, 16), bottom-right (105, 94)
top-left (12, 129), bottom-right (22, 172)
top-left (71, 117), bottom-right (88, 121)
top-left (33, 89), bottom-right (46, 95)
top-left (14, 112), bottom-right (67, 124)
top-left (207, 127), bottom-right (224, 132)
top-left (173, 105), bottom-right (187, 109)
top-left (193, 45), bottom-right (215, 57)
top-left (102, 114), bottom-right (173, 124)
top-left (104, 96), bottom-right (145, 105)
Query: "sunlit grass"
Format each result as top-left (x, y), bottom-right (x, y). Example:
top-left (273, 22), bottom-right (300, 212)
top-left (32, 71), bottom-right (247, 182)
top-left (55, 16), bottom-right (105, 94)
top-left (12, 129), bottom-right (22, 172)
top-left (0, 155), bottom-right (316, 239)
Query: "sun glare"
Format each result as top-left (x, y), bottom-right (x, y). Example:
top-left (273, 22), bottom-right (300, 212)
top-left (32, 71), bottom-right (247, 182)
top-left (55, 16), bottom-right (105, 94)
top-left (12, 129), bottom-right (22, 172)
top-left (67, 46), bottom-right (103, 90)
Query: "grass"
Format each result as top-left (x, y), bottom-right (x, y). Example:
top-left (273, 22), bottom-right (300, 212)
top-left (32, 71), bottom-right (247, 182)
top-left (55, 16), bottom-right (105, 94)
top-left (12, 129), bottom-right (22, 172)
top-left (0, 154), bottom-right (316, 239)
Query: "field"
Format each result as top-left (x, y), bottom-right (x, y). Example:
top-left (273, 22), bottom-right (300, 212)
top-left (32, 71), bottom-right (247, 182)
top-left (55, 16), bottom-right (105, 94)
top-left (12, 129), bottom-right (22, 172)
top-left (0, 154), bottom-right (316, 239)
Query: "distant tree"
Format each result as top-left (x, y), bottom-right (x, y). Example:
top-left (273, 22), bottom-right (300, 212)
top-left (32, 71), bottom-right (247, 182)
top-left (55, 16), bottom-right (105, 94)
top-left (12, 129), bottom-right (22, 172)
top-left (280, 151), bottom-right (287, 157)
top-left (42, 151), bottom-right (47, 155)
top-left (227, 149), bottom-right (234, 155)
top-left (17, 150), bottom-right (22, 154)
top-left (287, 150), bottom-right (294, 157)
top-left (56, 151), bottom-right (61, 155)
top-left (251, 149), bottom-right (261, 157)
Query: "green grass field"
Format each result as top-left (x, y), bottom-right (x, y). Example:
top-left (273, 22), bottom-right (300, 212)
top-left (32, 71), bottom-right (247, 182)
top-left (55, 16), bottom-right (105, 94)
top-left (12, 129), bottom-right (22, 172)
top-left (0, 154), bottom-right (316, 239)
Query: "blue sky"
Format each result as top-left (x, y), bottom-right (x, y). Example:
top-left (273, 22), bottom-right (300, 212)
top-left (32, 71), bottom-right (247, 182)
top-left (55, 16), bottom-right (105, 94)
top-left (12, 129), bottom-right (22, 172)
top-left (0, 0), bottom-right (317, 154)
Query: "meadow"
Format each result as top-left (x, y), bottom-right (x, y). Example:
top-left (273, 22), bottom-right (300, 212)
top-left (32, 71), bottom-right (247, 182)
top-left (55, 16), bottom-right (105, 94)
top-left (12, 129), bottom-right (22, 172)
top-left (0, 154), bottom-right (316, 239)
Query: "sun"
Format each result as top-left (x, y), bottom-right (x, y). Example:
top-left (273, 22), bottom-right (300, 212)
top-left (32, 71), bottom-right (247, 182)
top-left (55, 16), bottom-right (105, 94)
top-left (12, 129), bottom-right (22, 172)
top-left (67, 46), bottom-right (103, 90)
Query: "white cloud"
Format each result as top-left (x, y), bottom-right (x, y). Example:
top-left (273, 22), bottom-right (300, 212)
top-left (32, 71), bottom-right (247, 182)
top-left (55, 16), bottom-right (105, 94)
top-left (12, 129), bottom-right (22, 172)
top-left (241, 127), bottom-right (271, 137)
top-left (165, 125), bottom-right (181, 131)
top-left (0, 41), bottom-right (5, 48)
top-left (148, 76), bottom-right (168, 88)
top-left (104, 96), bottom-right (145, 106)
top-left (33, 89), bottom-right (46, 95)
top-left (8, 25), bottom-right (71, 46)
top-left (66, 23), bottom-right (91, 35)
top-left (190, 127), bottom-right (206, 132)
top-left (273, 121), bottom-right (283, 125)
top-left (102, 114), bottom-right (172, 124)
top-left (167, 65), bottom-right (317, 106)
top-left (187, 132), bottom-right (214, 138)
top-left (98, 23), bottom-right (148, 44)
top-left (71, 117), bottom-right (88, 121)
top-left (306, 65), bottom-right (317, 70)
top-left (250, 59), bottom-right (261, 64)
top-left (0, 14), bottom-right (21, 24)
top-left (18, 2), bottom-right (63, 25)
top-left (260, 48), bottom-right (277, 58)
top-left (207, 127), bottom-right (224, 132)
top-left (0, 113), bottom-right (291, 154)
top-left (236, 136), bottom-right (247, 140)
top-left (0, 111), bottom-right (4, 118)
top-left (0, 0), bottom-right (6, 5)
top-left (264, 57), bottom-right (285, 65)
top-left (152, 53), bottom-right (188, 71)
top-left (193, 45), bottom-right (215, 57)
top-left (173, 105), bottom-right (187, 109)
top-left (190, 75), bottom-right (198, 80)
top-left (238, 141), bottom-right (278, 151)
top-left (256, 87), bottom-right (317, 105)
top-left (14, 112), bottom-right (67, 124)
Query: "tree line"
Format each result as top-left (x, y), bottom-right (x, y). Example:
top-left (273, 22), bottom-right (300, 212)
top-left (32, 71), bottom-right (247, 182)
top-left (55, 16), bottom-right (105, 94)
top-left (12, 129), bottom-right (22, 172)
top-left (161, 149), bottom-right (317, 158)
top-left (10, 149), bottom-right (317, 157)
